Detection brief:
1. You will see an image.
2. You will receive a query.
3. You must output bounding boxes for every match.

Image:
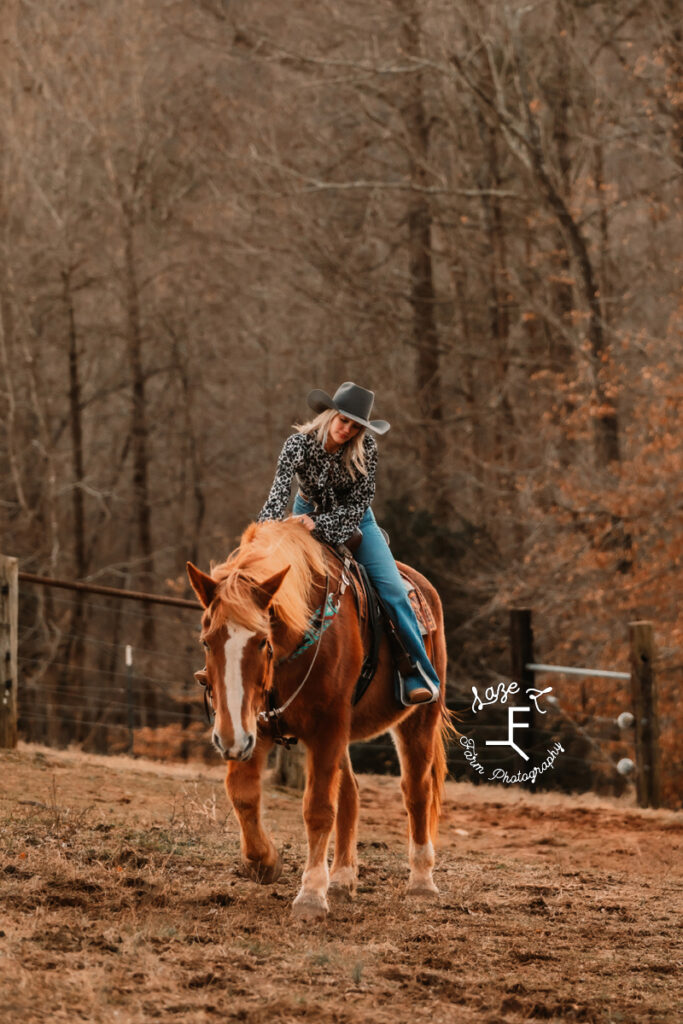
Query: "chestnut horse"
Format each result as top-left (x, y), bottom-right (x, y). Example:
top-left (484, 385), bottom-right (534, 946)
top-left (187, 519), bottom-right (453, 922)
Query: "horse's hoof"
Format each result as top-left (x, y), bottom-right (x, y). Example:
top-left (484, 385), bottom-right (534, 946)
top-left (243, 851), bottom-right (283, 885)
top-left (407, 878), bottom-right (439, 898)
top-left (292, 891), bottom-right (329, 922)
top-left (329, 867), bottom-right (357, 900)
top-left (328, 881), bottom-right (354, 903)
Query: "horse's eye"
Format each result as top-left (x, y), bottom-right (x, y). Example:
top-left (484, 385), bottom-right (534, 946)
top-left (258, 639), bottom-right (268, 651)
top-left (201, 640), bottom-right (209, 650)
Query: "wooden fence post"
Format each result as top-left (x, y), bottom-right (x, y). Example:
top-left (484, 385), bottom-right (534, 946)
top-left (629, 621), bottom-right (660, 809)
top-left (272, 744), bottom-right (306, 791)
top-left (0, 555), bottom-right (19, 748)
top-left (510, 609), bottom-right (537, 782)
top-left (510, 609), bottom-right (535, 689)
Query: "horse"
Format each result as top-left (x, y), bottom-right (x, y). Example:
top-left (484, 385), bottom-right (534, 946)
top-left (186, 518), bottom-right (453, 922)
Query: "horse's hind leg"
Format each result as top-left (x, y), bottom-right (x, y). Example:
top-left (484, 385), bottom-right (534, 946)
top-left (225, 737), bottom-right (282, 884)
top-left (329, 750), bottom-right (359, 897)
top-left (392, 707), bottom-right (441, 896)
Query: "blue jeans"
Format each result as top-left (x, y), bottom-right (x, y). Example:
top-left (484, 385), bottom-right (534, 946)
top-left (292, 496), bottom-right (440, 697)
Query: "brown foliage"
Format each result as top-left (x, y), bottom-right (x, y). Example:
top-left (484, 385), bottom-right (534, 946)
top-left (0, 1), bottom-right (680, 802)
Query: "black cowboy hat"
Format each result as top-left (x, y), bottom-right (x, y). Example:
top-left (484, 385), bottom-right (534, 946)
top-left (307, 382), bottom-right (390, 435)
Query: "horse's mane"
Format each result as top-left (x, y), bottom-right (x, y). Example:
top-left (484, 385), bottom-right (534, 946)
top-left (208, 520), bottom-right (328, 638)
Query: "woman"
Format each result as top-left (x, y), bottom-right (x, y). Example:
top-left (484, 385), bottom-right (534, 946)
top-left (258, 381), bottom-right (440, 705)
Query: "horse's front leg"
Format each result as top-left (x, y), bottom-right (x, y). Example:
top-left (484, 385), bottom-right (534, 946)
top-left (225, 736), bottom-right (282, 884)
top-left (292, 736), bottom-right (345, 922)
top-left (329, 750), bottom-right (359, 897)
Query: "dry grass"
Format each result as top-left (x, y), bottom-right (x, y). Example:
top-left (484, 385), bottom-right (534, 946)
top-left (1, 744), bottom-right (682, 1023)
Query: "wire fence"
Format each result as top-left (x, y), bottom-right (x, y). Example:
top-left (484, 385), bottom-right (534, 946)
top-left (5, 568), bottom-right (657, 799)
top-left (12, 569), bottom-right (207, 757)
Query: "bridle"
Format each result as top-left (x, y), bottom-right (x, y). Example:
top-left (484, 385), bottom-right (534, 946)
top-left (195, 667), bottom-right (216, 726)
top-left (195, 561), bottom-right (349, 737)
top-left (257, 572), bottom-right (332, 733)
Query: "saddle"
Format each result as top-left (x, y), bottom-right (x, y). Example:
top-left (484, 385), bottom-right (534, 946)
top-left (258, 530), bottom-right (437, 748)
top-left (329, 537), bottom-right (437, 707)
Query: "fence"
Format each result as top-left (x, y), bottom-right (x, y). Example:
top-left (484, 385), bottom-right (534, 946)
top-left (0, 555), bottom-right (663, 808)
top-left (0, 554), bottom-right (205, 758)
top-left (0, 557), bottom-right (18, 748)
top-left (509, 608), bottom-right (660, 809)
top-left (353, 611), bottom-right (661, 807)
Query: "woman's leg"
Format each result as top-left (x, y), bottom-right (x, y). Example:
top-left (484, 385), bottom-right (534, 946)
top-left (292, 494), bottom-right (316, 517)
top-left (355, 509), bottom-right (440, 704)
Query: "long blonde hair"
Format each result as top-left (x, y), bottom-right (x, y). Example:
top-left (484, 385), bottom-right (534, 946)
top-left (294, 409), bottom-right (368, 481)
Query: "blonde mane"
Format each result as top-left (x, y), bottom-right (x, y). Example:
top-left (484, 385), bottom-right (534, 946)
top-left (208, 520), bottom-right (328, 638)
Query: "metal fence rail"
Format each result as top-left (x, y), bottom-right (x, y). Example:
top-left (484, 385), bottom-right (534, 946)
top-left (526, 662), bottom-right (630, 681)
top-left (510, 609), bottom-right (661, 808)
top-left (18, 571), bottom-right (199, 609)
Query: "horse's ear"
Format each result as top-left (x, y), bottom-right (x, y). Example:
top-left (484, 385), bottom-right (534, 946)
top-left (241, 522), bottom-right (259, 545)
top-left (186, 562), bottom-right (218, 609)
top-left (253, 567), bottom-right (290, 610)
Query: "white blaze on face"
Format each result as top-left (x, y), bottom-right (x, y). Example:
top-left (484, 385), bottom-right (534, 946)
top-left (221, 623), bottom-right (255, 754)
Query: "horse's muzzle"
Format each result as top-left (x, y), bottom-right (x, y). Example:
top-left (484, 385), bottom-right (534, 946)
top-left (213, 730), bottom-right (255, 762)
top-left (235, 733), bottom-right (255, 761)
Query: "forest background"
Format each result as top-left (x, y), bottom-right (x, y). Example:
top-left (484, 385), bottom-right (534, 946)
top-left (1, 0), bottom-right (680, 804)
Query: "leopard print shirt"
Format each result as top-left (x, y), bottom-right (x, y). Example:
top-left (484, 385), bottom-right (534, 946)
top-left (258, 431), bottom-right (378, 545)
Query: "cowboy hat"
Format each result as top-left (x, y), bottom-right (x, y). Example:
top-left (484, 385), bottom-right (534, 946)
top-left (307, 381), bottom-right (390, 435)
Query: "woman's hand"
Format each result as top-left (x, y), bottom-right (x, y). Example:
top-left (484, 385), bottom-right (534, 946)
top-left (292, 514), bottom-right (316, 532)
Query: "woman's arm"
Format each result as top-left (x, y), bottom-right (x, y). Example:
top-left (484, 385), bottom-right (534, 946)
top-left (257, 434), bottom-right (305, 523)
top-left (312, 438), bottom-right (378, 546)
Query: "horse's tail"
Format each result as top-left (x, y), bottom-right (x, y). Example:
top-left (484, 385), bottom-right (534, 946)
top-left (430, 721), bottom-right (446, 840)
top-left (430, 700), bottom-right (459, 839)
top-left (429, 587), bottom-right (460, 841)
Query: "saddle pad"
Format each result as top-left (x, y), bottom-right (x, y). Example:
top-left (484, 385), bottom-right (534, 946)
top-left (400, 574), bottom-right (436, 636)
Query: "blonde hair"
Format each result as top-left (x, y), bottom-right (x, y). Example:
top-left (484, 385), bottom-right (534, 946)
top-left (293, 409), bottom-right (368, 481)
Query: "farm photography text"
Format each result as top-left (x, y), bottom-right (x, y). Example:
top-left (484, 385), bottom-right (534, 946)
top-left (461, 680), bottom-right (565, 783)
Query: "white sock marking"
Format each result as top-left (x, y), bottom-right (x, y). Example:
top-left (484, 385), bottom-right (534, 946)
top-left (409, 839), bottom-right (435, 883)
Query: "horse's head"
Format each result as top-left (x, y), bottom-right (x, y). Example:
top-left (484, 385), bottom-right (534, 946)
top-left (187, 561), bottom-right (290, 761)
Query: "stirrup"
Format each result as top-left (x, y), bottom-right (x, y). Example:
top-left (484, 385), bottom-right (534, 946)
top-left (398, 663), bottom-right (439, 707)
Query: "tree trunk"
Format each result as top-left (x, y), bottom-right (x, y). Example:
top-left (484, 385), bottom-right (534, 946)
top-left (396, 0), bottom-right (448, 515)
top-left (548, 21), bottom-right (576, 467)
top-left (169, 329), bottom-right (206, 568)
top-left (60, 265), bottom-right (89, 742)
top-left (123, 208), bottom-right (157, 728)
top-left (477, 114), bottom-right (518, 548)
top-left (515, 32), bottom-right (620, 468)
top-left (64, 267), bottom-right (87, 580)
top-left (0, 214), bottom-right (29, 518)
top-left (524, 77), bottom-right (618, 468)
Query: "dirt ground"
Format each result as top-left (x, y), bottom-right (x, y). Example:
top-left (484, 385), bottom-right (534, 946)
top-left (0, 745), bottom-right (681, 1024)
